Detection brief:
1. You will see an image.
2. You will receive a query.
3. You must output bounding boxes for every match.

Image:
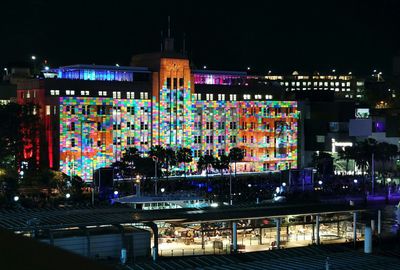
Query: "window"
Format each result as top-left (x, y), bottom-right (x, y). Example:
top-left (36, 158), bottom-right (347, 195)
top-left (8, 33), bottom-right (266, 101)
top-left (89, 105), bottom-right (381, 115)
top-left (206, 135), bottom-right (214, 144)
top-left (266, 136), bottom-right (270, 143)
top-left (250, 136), bottom-right (254, 143)
top-left (193, 93), bottom-right (201, 100)
top-left (229, 94), bottom-right (237, 101)
top-left (250, 122), bottom-right (255, 129)
top-left (206, 94), bottom-right (214, 101)
top-left (98, 91), bottom-right (107, 96)
top-left (82, 105), bottom-right (90, 115)
top-left (218, 121), bottom-right (225, 129)
top-left (140, 92), bottom-right (149, 99)
top-left (113, 122), bottom-right (121, 130)
top-left (166, 78), bottom-right (171, 89)
top-left (66, 90), bottom-right (75, 95)
top-left (206, 122), bottom-right (214, 129)
top-left (50, 89), bottom-right (60, 96)
top-left (71, 106), bottom-right (75, 115)
top-left (140, 122), bottom-right (148, 130)
top-left (80, 90), bottom-right (90, 96)
top-left (218, 149), bottom-right (226, 156)
top-left (243, 94), bottom-right (251, 100)
top-left (218, 135), bottom-right (225, 144)
top-left (194, 135), bottom-right (201, 144)
top-left (179, 78), bottom-right (184, 87)
top-left (265, 95), bottom-right (273, 99)
top-left (127, 92), bottom-right (135, 99)
top-left (71, 138), bottom-right (76, 147)
top-left (194, 122), bottom-right (201, 129)
top-left (46, 105), bottom-right (50, 115)
top-left (230, 135), bottom-right (237, 143)
top-left (218, 94), bottom-right (225, 101)
top-left (112, 91), bottom-right (121, 98)
top-left (255, 94), bottom-right (262, 99)
top-left (242, 136), bottom-right (247, 143)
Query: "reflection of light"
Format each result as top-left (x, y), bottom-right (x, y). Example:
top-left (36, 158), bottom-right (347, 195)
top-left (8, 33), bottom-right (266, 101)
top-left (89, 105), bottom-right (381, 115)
top-left (275, 187), bottom-right (280, 193)
top-left (318, 180), bottom-right (323, 185)
top-left (31, 55), bottom-right (36, 60)
top-left (65, 193), bottom-right (71, 199)
top-left (114, 190), bottom-right (119, 195)
top-left (282, 182), bottom-right (286, 187)
top-left (13, 196), bottom-right (19, 202)
top-left (161, 188), bottom-right (165, 193)
top-left (387, 178), bottom-right (392, 183)
top-left (44, 66), bottom-right (49, 71)
top-left (248, 184), bottom-right (252, 187)
top-left (210, 202), bottom-right (218, 208)
top-left (354, 179), bottom-right (358, 184)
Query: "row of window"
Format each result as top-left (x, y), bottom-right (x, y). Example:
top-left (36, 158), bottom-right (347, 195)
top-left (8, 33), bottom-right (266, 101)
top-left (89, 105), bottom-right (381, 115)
top-left (288, 87), bottom-right (351, 92)
top-left (51, 89), bottom-right (150, 99)
top-left (281, 81), bottom-right (351, 87)
top-left (63, 105), bottom-right (150, 115)
top-left (193, 93), bottom-right (273, 101)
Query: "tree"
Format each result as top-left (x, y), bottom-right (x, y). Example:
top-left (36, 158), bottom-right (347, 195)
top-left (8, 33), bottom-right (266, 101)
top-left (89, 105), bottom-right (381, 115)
top-left (176, 147), bottom-right (193, 178)
top-left (165, 148), bottom-right (177, 178)
top-left (214, 154), bottom-right (230, 176)
top-left (228, 147), bottom-right (244, 177)
top-left (197, 155), bottom-right (215, 180)
top-left (376, 142), bottom-right (398, 185)
top-left (312, 152), bottom-right (334, 182)
top-left (338, 146), bottom-right (355, 174)
top-left (120, 147), bottom-right (140, 180)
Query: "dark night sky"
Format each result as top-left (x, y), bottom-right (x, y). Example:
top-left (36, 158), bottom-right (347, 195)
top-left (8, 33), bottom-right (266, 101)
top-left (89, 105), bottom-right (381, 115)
top-left (1, 0), bottom-right (400, 75)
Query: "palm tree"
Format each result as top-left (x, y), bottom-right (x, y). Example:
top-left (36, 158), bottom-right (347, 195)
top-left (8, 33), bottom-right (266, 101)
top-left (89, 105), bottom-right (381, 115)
top-left (338, 146), bottom-right (355, 174)
top-left (214, 154), bottom-right (230, 176)
top-left (312, 152), bottom-right (334, 183)
top-left (228, 147), bottom-right (244, 177)
top-left (148, 145), bottom-right (166, 175)
top-left (197, 154), bottom-right (215, 180)
top-left (176, 147), bottom-right (193, 178)
top-left (165, 147), bottom-right (177, 178)
top-left (376, 142), bottom-right (398, 185)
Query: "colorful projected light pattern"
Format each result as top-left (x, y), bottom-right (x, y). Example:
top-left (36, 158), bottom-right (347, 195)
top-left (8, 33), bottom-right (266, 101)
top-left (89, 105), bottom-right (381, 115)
top-left (59, 97), bottom-right (151, 181)
top-left (191, 100), bottom-right (298, 172)
top-left (60, 95), bottom-right (298, 181)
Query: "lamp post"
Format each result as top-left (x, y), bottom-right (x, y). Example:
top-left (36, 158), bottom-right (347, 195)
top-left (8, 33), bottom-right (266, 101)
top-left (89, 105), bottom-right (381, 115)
top-left (151, 156), bottom-right (159, 196)
top-left (229, 156), bottom-right (233, 205)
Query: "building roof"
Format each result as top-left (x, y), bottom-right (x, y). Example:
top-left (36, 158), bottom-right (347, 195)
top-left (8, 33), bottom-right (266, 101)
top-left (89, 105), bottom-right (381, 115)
top-left (0, 229), bottom-right (113, 270)
top-left (48, 64), bottom-right (150, 73)
top-left (133, 245), bottom-right (400, 270)
top-left (0, 203), bottom-right (364, 231)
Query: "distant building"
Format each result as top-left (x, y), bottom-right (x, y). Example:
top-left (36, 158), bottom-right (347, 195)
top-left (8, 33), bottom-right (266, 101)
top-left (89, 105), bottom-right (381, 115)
top-left (265, 71), bottom-right (365, 100)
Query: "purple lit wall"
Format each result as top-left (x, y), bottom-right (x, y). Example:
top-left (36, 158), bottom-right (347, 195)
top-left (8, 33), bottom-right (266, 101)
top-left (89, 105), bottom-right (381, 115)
top-left (193, 74), bottom-right (244, 85)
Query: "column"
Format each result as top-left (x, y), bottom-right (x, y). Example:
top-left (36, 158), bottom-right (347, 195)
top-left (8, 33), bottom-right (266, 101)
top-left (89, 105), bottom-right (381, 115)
top-left (276, 218), bottom-right (281, 249)
top-left (316, 215), bottom-right (320, 245)
top-left (232, 222), bottom-right (237, 253)
top-left (353, 212), bottom-right (357, 247)
top-left (378, 210), bottom-right (381, 236)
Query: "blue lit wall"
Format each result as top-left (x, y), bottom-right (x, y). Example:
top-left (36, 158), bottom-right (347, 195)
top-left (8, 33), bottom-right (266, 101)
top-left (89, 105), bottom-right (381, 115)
top-left (56, 68), bottom-right (134, 81)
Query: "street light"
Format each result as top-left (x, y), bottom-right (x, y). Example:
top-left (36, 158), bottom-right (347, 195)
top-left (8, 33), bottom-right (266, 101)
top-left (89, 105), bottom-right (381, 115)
top-left (13, 196), bottom-right (19, 202)
top-left (161, 188), bottom-right (165, 193)
top-left (65, 193), bottom-right (71, 199)
top-left (31, 55), bottom-right (36, 60)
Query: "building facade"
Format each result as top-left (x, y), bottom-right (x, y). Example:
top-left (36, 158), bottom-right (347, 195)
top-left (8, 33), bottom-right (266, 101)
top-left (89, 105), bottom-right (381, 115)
top-left (16, 54), bottom-right (299, 181)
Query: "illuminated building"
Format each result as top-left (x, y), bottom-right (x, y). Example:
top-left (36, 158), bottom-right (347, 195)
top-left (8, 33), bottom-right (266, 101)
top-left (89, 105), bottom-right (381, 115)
top-left (15, 47), bottom-right (298, 181)
top-left (265, 71), bottom-right (365, 100)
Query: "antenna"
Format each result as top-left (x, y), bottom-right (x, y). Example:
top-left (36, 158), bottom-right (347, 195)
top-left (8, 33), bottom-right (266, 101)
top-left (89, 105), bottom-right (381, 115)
top-left (160, 30), bottom-right (163, 51)
top-left (183, 32), bottom-right (186, 54)
top-left (168, 16), bottom-right (171, 38)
